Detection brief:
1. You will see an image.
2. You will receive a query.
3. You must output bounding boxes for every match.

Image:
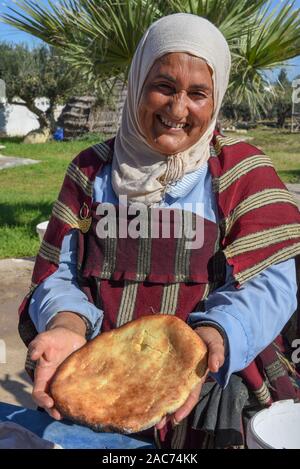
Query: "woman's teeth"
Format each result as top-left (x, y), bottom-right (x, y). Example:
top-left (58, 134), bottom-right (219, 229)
top-left (159, 115), bottom-right (187, 129)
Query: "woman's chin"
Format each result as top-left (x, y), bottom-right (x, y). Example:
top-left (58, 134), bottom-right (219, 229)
top-left (150, 135), bottom-right (190, 155)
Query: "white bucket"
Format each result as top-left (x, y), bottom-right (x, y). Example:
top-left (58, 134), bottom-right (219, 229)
top-left (247, 399), bottom-right (300, 449)
top-left (36, 220), bottom-right (49, 242)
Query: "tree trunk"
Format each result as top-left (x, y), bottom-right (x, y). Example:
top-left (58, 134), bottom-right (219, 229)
top-left (277, 113), bottom-right (285, 128)
top-left (276, 103), bottom-right (291, 128)
top-left (19, 98), bottom-right (50, 130)
top-left (277, 109), bottom-right (289, 128)
top-left (46, 100), bottom-right (58, 133)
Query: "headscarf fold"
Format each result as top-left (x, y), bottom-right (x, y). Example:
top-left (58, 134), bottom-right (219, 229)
top-left (112, 13), bottom-right (231, 205)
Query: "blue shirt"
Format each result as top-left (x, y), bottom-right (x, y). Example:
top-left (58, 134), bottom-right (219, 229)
top-left (29, 163), bottom-right (298, 387)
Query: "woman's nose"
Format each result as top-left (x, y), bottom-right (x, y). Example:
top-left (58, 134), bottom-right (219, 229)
top-left (168, 91), bottom-right (189, 120)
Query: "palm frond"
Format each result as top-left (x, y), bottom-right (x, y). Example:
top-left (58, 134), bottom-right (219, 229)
top-left (2, 0), bottom-right (300, 117)
top-left (228, 1), bottom-right (300, 116)
top-left (167, 0), bottom-right (266, 41)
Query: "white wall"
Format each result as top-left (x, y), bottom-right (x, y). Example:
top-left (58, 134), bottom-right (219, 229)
top-left (0, 103), bottom-right (40, 137)
top-left (0, 97), bottom-right (64, 137)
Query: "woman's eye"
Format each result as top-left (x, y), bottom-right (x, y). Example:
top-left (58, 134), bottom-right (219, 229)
top-left (156, 83), bottom-right (173, 93)
top-left (190, 91), bottom-right (207, 99)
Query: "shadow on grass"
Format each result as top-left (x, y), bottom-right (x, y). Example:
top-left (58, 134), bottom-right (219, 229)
top-left (0, 201), bottom-right (53, 230)
top-left (278, 169), bottom-right (300, 184)
top-left (0, 136), bottom-right (23, 145)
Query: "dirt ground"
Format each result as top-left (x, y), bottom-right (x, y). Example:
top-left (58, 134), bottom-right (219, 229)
top-left (0, 258), bottom-right (35, 409)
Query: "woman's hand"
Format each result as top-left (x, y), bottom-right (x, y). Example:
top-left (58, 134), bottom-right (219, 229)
top-left (155, 325), bottom-right (225, 429)
top-left (28, 312), bottom-right (87, 420)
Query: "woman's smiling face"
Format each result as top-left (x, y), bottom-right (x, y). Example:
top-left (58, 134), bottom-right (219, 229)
top-left (138, 52), bottom-right (214, 155)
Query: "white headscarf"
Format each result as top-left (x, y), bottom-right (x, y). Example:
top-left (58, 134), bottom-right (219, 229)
top-left (112, 13), bottom-right (231, 205)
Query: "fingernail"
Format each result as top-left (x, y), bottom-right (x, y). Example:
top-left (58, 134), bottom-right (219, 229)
top-left (171, 417), bottom-right (180, 428)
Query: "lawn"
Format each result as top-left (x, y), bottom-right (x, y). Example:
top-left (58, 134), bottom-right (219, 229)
top-left (0, 128), bottom-right (299, 259)
top-left (0, 134), bottom-right (104, 259)
top-left (225, 128), bottom-right (300, 184)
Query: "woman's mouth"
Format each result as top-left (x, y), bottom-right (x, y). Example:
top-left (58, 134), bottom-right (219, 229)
top-left (157, 114), bottom-right (189, 131)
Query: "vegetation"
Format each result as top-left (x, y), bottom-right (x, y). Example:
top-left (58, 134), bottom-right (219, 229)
top-left (0, 42), bottom-right (93, 130)
top-left (273, 69), bottom-right (293, 128)
top-left (0, 134), bottom-right (103, 259)
top-left (226, 129), bottom-right (300, 183)
top-left (2, 0), bottom-right (300, 118)
top-left (0, 128), bottom-right (299, 259)
top-left (222, 68), bottom-right (294, 125)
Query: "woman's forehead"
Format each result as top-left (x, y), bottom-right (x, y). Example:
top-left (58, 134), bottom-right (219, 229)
top-left (158, 52), bottom-right (206, 66)
top-left (146, 52), bottom-right (213, 84)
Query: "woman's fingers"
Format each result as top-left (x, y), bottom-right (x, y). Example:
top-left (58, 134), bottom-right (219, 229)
top-left (173, 381), bottom-right (202, 424)
top-left (45, 407), bottom-right (63, 420)
top-left (32, 386), bottom-right (62, 420)
top-left (32, 379), bottom-right (62, 420)
top-left (32, 362), bottom-right (63, 419)
top-left (207, 341), bottom-right (225, 373)
top-left (155, 380), bottom-right (204, 430)
top-left (32, 389), bottom-right (54, 409)
top-left (155, 327), bottom-right (226, 430)
top-left (28, 340), bottom-right (46, 361)
top-left (195, 326), bottom-right (225, 373)
top-left (33, 375), bottom-right (53, 408)
top-left (29, 335), bottom-right (63, 411)
top-left (155, 415), bottom-right (168, 430)
top-left (29, 340), bottom-right (59, 365)
top-left (32, 355), bottom-right (56, 408)
top-left (29, 329), bottom-right (87, 418)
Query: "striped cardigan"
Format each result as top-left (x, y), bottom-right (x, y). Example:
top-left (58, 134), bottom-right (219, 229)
top-left (18, 132), bottom-right (300, 394)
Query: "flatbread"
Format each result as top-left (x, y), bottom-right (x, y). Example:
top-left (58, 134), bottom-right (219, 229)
top-left (50, 314), bottom-right (207, 433)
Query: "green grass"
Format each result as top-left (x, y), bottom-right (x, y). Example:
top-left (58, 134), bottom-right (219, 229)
top-left (0, 128), bottom-right (299, 259)
top-left (225, 128), bottom-right (300, 183)
top-left (0, 135), bottom-right (104, 259)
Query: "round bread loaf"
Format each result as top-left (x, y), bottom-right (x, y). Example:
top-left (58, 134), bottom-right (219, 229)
top-left (50, 314), bottom-right (207, 433)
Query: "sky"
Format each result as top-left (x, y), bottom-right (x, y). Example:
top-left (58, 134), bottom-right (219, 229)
top-left (0, 0), bottom-right (300, 81)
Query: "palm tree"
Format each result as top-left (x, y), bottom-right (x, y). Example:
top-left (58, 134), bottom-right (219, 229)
top-left (2, 0), bottom-right (300, 117)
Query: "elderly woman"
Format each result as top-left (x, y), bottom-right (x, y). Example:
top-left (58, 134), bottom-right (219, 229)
top-left (19, 14), bottom-right (300, 449)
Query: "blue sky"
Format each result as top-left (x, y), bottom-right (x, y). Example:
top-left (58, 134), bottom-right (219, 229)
top-left (0, 0), bottom-right (300, 80)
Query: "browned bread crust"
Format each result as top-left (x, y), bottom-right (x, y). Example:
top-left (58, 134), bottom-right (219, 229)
top-left (50, 314), bottom-right (207, 433)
